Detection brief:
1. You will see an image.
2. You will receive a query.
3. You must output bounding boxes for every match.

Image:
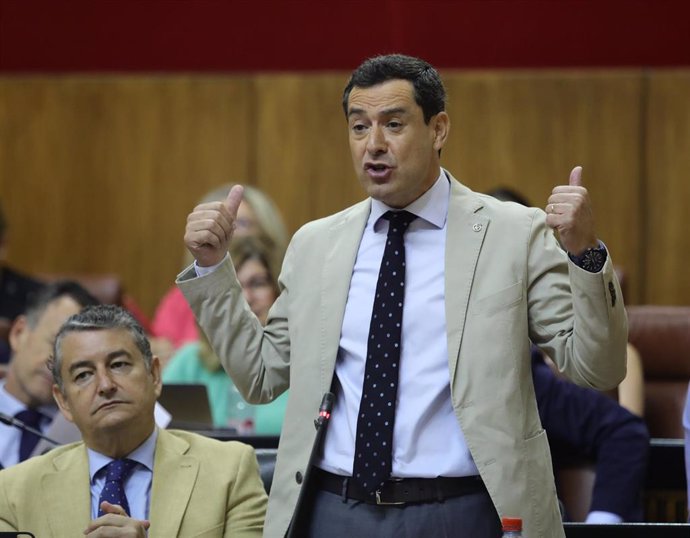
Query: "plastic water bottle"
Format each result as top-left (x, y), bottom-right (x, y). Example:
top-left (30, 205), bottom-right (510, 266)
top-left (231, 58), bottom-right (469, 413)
top-left (501, 517), bottom-right (523, 537)
top-left (227, 384), bottom-right (255, 434)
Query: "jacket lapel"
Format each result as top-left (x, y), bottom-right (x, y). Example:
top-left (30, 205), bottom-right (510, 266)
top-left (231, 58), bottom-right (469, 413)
top-left (318, 200), bottom-right (371, 392)
top-left (444, 175), bottom-right (489, 388)
top-left (42, 444), bottom-right (91, 537)
top-left (148, 430), bottom-right (199, 538)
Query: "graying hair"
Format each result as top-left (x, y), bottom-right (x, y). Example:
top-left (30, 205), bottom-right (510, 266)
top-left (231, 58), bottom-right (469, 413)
top-left (50, 305), bottom-right (152, 391)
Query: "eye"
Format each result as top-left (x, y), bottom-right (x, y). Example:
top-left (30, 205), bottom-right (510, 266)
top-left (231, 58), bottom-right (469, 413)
top-left (73, 370), bottom-right (93, 383)
top-left (111, 360), bottom-right (131, 370)
top-left (351, 122), bottom-right (368, 134)
top-left (387, 120), bottom-right (402, 130)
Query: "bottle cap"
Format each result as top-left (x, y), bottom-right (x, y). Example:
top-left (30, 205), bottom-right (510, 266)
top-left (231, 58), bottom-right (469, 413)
top-left (501, 517), bottom-right (522, 531)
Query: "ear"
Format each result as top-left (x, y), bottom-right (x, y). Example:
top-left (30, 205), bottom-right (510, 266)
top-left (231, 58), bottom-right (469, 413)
top-left (150, 355), bottom-right (163, 399)
top-left (8, 315), bottom-right (29, 353)
top-left (52, 384), bottom-right (74, 423)
top-left (431, 111), bottom-right (450, 152)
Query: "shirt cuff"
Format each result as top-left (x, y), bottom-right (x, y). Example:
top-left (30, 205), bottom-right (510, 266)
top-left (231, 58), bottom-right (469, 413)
top-left (194, 253), bottom-right (229, 277)
top-left (585, 511), bottom-right (623, 524)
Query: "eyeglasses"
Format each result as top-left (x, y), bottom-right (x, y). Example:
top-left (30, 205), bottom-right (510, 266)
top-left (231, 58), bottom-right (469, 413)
top-left (235, 217), bottom-right (259, 231)
top-left (242, 276), bottom-right (273, 292)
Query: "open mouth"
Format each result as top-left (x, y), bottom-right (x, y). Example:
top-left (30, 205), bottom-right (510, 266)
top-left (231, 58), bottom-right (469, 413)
top-left (365, 162), bottom-right (393, 180)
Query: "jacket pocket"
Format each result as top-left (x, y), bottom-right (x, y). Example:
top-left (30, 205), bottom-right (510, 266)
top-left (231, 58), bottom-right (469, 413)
top-left (473, 280), bottom-right (523, 317)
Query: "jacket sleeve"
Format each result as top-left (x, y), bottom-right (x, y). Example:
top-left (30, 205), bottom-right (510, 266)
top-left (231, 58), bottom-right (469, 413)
top-left (526, 209), bottom-right (628, 390)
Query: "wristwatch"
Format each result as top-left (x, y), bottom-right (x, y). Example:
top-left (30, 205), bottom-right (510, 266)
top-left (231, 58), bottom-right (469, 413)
top-left (568, 242), bottom-right (607, 273)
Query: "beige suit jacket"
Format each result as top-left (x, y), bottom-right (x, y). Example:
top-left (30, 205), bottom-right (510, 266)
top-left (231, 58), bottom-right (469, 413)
top-left (178, 172), bottom-right (627, 538)
top-left (0, 428), bottom-right (267, 537)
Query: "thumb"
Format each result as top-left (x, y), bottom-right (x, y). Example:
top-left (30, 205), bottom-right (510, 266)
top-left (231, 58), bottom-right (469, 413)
top-left (569, 166), bottom-right (583, 187)
top-left (223, 185), bottom-right (244, 217)
top-left (99, 500), bottom-right (127, 516)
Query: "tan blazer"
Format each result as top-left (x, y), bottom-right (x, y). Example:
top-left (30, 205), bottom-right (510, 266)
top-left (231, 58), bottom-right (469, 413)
top-left (178, 172), bottom-right (627, 538)
top-left (0, 429), bottom-right (267, 537)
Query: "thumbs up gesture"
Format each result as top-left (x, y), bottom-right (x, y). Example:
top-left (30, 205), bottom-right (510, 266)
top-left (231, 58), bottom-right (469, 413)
top-left (184, 185), bottom-right (244, 267)
top-left (545, 166), bottom-right (599, 256)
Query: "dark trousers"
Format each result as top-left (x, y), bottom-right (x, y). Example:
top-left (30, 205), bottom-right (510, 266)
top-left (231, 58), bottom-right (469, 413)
top-left (303, 488), bottom-right (502, 538)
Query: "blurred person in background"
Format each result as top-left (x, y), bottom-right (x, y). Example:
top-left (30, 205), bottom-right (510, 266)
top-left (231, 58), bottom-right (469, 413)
top-left (531, 348), bottom-right (648, 523)
top-left (163, 236), bottom-right (287, 434)
top-left (0, 201), bottom-right (45, 365)
top-left (0, 281), bottom-right (98, 469)
top-left (152, 184), bottom-right (288, 350)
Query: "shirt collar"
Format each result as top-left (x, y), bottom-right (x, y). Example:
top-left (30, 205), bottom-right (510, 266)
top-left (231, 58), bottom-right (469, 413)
top-left (369, 169), bottom-right (449, 231)
top-left (89, 427), bottom-right (158, 483)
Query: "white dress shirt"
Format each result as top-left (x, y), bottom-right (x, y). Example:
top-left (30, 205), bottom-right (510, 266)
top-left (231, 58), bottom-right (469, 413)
top-left (88, 428), bottom-right (158, 521)
top-left (318, 171), bottom-right (479, 478)
top-left (0, 380), bottom-right (57, 468)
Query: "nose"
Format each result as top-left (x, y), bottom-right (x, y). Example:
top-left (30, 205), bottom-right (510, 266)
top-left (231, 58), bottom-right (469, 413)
top-left (96, 368), bottom-right (117, 396)
top-left (366, 125), bottom-right (387, 155)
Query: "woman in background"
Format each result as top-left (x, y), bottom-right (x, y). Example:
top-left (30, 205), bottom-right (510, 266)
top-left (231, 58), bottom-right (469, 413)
top-left (152, 184), bottom-right (288, 349)
top-left (162, 236), bottom-right (288, 434)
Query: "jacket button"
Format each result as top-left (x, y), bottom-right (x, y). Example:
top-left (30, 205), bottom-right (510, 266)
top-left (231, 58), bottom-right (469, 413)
top-left (295, 471), bottom-right (303, 484)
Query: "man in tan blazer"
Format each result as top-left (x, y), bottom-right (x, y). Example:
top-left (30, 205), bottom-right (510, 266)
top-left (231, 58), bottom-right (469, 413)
top-left (179, 54), bottom-right (627, 538)
top-left (0, 305), bottom-right (267, 537)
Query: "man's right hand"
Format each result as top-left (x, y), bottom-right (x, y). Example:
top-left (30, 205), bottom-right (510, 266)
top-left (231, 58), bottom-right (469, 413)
top-left (184, 185), bottom-right (244, 267)
top-left (83, 501), bottom-right (150, 537)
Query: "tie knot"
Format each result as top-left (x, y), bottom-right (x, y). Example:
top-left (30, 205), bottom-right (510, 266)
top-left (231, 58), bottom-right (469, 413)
top-left (15, 408), bottom-right (44, 428)
top-left (104, 459), bottom-right (137, 482)
top-left (383, 210), bottom-right (417, 237)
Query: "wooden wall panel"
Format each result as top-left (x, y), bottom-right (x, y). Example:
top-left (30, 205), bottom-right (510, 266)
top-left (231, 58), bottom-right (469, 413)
top-left (645, 72), bottom-right (690, 305)
top-left (0, 76), bottom-right (253, 316)
top-left (442, 71), bottom-right (644, 303)
top-left (1, 70), bottom-right (689, 318)
top-left (252, 73), bottom-right (359, 233)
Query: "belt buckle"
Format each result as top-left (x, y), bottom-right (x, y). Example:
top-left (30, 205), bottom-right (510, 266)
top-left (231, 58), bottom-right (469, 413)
top-left (375, 478), bottom-right (406, 506)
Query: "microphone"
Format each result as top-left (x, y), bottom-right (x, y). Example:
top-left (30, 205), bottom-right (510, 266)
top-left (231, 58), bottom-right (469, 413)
top-left (0, 411), bottom-right (60, 446)
top-left (286, 392), bottom-right (335, 538)
top-left (314, 392), bottom-right (334, 429)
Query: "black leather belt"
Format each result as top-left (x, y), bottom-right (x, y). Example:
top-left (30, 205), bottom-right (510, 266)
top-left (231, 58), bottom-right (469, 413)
top-left (313, 468), bottom-right (486, 505)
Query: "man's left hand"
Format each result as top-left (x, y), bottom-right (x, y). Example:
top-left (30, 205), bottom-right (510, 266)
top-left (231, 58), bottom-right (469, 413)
top-left (545, 166), bottom-right (599, 255)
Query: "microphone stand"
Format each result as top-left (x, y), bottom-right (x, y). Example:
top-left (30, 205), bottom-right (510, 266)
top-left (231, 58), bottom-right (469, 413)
top-left (0, 411), bottom-right (60, 446)
top-left (285, 392), bottom-right (334, 538)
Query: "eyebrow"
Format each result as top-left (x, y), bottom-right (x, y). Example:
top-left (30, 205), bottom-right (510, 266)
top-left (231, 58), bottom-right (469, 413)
top-left (347, 106), bottom-right (408, 119)
top-left (67, 349), bottom-right (132, 373)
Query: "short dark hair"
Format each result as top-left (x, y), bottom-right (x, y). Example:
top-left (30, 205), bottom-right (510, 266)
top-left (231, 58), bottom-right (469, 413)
top-left (51, 304), bottom-right (152, 391)
top-left (24, 281), bottom-right (99, 329)
top-left (342, 54), bottom-right (446, 124)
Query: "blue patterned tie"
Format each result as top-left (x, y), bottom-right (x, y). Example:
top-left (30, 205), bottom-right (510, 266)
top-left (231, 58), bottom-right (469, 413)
top-left (15, 408), bottom-right (44, 462)
top-left (98, 459), bottom-right (137, 516)
top-left (353, 210), bottom-right (417, 495)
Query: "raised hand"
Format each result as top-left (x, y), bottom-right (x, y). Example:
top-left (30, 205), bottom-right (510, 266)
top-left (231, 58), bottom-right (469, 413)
top-left (184, 185), bottom-right (244, 267)
top-left (545, 166), bottom-right (599, 255)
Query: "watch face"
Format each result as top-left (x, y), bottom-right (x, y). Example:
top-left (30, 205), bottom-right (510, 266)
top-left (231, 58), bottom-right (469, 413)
top-left (582, 249), bottom-right (606, 272)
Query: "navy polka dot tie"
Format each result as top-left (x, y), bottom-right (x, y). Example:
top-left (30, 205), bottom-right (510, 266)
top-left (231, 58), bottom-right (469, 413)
top-left (15, 409), bottom-right (44, 462)
top-left (353, 210), bottom-right (417, 495)
top-left (98, 459), bottom-right (137, 516)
